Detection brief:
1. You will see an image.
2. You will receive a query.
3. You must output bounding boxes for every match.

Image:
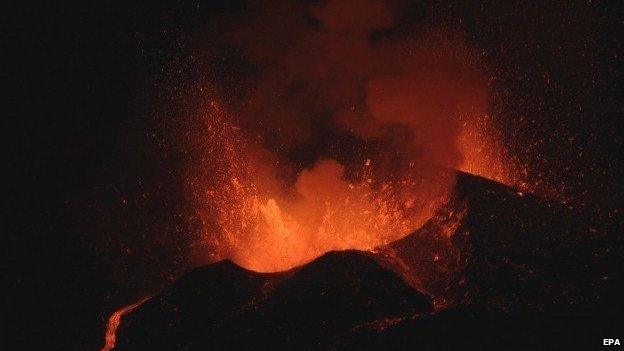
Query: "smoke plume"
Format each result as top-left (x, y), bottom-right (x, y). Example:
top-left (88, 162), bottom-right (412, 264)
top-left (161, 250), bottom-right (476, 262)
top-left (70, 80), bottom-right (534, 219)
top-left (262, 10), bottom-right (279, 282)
top-left (185, 0), bottom-right (493, 271)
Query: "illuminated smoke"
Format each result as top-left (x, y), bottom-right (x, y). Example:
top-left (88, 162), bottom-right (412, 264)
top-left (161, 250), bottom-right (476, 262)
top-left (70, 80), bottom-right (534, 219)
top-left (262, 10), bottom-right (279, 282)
top-left (180, 0), bottom-right (516, 271)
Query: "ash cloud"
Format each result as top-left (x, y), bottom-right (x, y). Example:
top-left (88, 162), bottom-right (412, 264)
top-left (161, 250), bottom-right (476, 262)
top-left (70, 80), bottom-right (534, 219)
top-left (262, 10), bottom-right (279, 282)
top-left (184, 0), bottom-right (493, 270)
top-left (218, 0), bottom-right (490, 177)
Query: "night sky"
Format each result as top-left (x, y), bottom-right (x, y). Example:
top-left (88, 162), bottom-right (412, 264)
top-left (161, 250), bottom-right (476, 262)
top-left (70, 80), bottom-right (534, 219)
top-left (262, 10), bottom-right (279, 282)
top-left (7, 1), bottom-right (623, 349)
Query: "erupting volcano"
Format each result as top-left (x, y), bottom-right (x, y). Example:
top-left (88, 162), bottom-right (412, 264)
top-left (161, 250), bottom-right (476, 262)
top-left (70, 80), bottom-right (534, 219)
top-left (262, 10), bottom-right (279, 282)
top-left (95, 1), bottom-right (539, 345)
top-left (92, 1), bottom-right (622, 349)
top-left (8, 0), bottom-right (621, 350)
top-left (176, 0), bottom-right (526, 273)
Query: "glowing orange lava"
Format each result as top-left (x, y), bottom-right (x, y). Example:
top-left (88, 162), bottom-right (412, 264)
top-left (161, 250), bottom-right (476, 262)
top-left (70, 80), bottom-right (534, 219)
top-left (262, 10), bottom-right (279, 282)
top-left (101, 297), bottom-right (150, 351)
top-left (185, 101), bottom-right (481, 272)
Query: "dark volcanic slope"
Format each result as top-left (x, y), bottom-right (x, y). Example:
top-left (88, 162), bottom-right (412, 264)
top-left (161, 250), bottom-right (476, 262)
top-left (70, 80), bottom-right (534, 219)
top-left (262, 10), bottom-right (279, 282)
top-left (333, 304), bottom-right (624, 351)
top-left (377, 171), bottom-right (622, 311)
top-left (115, 250), bottom-right (432, 350)
top-left (115, 260), bottom-right (281, 350)
top-left (114, 171), bottom-right (622, 350)
top-left (355, 171), bottom-right (623, 350)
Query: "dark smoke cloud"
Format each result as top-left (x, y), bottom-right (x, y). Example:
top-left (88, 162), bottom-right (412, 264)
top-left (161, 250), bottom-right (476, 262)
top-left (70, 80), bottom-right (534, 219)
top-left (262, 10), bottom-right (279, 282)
top-left (176, 0), bottom-right (493, 270)
top-left (209, 0), bottom-right (489, 178)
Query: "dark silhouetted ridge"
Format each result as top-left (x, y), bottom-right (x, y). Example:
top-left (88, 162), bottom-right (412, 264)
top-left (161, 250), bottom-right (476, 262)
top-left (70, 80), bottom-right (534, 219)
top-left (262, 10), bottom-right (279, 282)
top-left (115, 250), bottom-right (430, 350)
top-left (114, 171), bottom-right (621, 350)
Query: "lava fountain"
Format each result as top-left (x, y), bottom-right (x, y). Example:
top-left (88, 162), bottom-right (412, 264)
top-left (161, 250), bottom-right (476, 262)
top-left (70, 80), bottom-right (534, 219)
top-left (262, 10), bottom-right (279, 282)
top-left (175, 0), bottom-right (524, 273)
top-left (185, 100), bottom-right (460, 272)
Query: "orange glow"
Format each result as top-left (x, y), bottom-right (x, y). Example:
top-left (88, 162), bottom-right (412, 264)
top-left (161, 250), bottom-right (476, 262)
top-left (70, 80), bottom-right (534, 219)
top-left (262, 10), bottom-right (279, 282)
top-left (184, 98), bottom-right (522, 274)
top-left (175, 2), bottom-right (519, 274)
top-left (186, 101), bottom-right (457, 272)
top-left (101, 297), bottom-right (149, 351)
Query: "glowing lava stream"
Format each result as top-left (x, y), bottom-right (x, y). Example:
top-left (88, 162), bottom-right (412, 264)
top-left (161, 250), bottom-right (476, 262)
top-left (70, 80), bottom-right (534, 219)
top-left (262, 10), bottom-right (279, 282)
top-left (101, 296), bottom-right (150, 351)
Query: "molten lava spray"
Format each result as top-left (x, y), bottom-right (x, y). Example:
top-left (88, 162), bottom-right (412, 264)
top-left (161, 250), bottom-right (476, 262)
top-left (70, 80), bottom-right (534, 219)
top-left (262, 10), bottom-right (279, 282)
top-left (179, 0), bottom-right (518, 272)
top-left (188, 101), bottom-right (457, 271)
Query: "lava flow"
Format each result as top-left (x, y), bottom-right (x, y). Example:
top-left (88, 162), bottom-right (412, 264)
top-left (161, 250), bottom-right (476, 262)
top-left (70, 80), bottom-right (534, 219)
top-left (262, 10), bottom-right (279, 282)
top-left (101, 297), bottom-right (150, 351)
